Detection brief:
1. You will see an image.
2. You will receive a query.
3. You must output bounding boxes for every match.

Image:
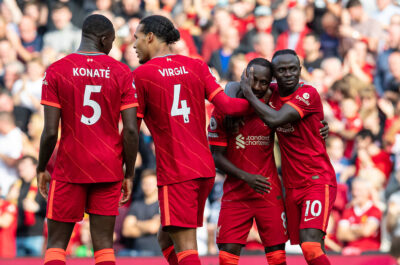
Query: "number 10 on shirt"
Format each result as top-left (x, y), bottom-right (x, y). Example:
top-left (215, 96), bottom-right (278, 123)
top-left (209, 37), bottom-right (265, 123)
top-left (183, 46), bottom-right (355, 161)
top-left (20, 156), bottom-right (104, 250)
top-left (171, 84), bottom-right (190, 123)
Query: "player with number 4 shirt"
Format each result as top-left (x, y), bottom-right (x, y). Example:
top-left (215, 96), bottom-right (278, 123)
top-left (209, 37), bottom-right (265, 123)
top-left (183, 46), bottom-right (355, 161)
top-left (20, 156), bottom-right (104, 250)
top-left (132, 15), bottom-right (253, 265)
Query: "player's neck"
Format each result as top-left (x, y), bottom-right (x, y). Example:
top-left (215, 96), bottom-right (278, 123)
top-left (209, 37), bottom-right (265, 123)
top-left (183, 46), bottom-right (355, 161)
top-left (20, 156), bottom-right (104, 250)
top-left (279, 83), bottom-right (300, 97)
top-left (77, 42), bottom-right (104, 55)
top-left (151, 45), bottom-right (173, 60)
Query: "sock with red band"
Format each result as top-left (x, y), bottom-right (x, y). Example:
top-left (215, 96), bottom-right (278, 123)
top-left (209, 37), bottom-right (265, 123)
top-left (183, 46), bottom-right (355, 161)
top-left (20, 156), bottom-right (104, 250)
top-left (44, 248), bottom-right (66, 265)
top-left (176, 249), bottom-right (201, 265)
top-left (94, 248), bottom-right (116, 265)
top-left (219, 250), bottom-right (240, 265)
top-left (163, 245), bottom-right (179, 265)
top-left (301, 242), bottom-right (331, 265)
top-left (266, 250), bottom-right (287, 265)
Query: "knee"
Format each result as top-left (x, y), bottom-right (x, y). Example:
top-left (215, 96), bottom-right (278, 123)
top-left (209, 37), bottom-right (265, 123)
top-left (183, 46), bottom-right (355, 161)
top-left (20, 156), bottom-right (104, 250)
top-left (300, 228), bottom-right (324, 243)
top-left (265, 243), bottom-right (285, 253)
top-left (300, 242), bottom-right (324, 262)
top-left (218, 244), bottom-right (242, 256)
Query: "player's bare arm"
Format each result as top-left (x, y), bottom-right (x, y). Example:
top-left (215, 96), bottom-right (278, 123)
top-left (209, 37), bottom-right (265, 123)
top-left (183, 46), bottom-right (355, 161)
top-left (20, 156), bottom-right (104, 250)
top-left (241, 67), bottom-right (301, 128)
top-left (37, 105), bottom-right (60, 199)
top-left (211, 145), bottom-right (271, 194)
top-left (120, 107), bottom-right (139, 205)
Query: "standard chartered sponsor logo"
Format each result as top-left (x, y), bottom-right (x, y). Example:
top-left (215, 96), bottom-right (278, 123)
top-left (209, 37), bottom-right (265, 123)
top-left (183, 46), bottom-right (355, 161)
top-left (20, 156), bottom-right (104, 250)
top-left (235, 134), bottom-right (270, 149)
top-left (236, 134), bottom-right (245, 149)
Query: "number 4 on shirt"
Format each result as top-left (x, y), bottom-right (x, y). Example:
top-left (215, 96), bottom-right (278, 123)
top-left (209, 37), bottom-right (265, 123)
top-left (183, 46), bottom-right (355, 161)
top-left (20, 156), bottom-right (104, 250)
top-left (171, 84), bottom-right (190, 123)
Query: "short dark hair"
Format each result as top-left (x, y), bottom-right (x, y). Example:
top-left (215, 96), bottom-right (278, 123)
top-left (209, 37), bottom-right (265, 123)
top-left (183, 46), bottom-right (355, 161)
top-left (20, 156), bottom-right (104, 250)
top-left (18, 155), bottom-right (38, 165)
top-left (140, 15), bottom-right (180, 45)
top-left (272, 49), bottom-right (300, 65)
top-left (82, 14), bottom-right (114, 37)
top-left (346, 0), bottom-right (362, 9)
top-left (356, 129), bottom-right (375, 141)
top-left (305, 32), bottom-right (320, 42)
top-left (247, 57), bottom-right (271, 72)
top-left (52, 2), bottom-right (70, 12)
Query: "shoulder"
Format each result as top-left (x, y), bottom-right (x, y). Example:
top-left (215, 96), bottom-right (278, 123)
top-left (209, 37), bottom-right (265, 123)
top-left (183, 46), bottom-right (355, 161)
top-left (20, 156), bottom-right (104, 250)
top-left (369, 205), bottom-right (382, 217)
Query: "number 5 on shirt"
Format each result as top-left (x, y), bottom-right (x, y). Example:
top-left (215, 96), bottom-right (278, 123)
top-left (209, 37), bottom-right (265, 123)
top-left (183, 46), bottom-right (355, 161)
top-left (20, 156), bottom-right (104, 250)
top-left (81, 85), bottom-right (102, 125)
top-left (171, 84), bottom-right (190, 123)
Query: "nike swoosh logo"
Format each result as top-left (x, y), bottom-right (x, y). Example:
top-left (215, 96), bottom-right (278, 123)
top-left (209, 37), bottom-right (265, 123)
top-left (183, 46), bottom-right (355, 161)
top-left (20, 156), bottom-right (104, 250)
top-left (304, 217), bottom-right (317, 222)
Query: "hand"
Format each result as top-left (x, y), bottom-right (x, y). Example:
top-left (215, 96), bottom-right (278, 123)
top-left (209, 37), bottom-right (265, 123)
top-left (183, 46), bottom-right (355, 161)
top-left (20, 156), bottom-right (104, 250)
top-left (243, 173), bottom-right (271, 194)
top-left (320, 120), bottom-right (329, 140)
top-left (22, 198), bottom-right (39, 212)
top-left (37, 171), bottom-right (51, 200)
top-left (240, 68), bottom-right (255, 98)
top-left (120, 177), bottom-right (133, 206)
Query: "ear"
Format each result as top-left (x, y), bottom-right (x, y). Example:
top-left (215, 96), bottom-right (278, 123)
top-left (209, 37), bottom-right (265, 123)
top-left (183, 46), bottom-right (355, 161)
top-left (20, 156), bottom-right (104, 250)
top-left (100, 35), bottom-right (107, 47)
top-left (146, 32), bottom-right (154, 43)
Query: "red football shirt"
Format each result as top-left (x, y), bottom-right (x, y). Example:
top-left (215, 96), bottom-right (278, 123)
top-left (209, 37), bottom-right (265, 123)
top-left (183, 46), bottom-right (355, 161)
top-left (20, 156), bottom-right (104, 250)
top-left (133, 54), bottom-right (224, 185)
top-left (208, 107), bottom-right (283, 207)
top-left (41, 52), bottom-right (138, 183)
top-left (0, 200), bottom-right (17, 258)
top-left (269, 83), bottom-right (336, 188)
top-left (339, 201), bottom-right (381, 251)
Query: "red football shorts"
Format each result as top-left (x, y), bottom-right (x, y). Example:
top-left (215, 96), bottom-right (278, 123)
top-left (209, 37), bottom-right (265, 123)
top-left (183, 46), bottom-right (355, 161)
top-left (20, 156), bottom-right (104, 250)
top-left (158, 177), bottom-right (214, 228)
top-left (46, 179), bottom-right (123, 222)
top-left (216, 200), bottom-right (288, 247)
top-left (285, 184), bottom-right (337, 245)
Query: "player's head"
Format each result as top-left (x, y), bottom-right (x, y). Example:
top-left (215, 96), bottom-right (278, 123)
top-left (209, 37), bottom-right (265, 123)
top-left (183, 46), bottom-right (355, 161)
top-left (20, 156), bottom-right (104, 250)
top-left (81, 14), bottom-right (115, 55)
top-left (134, 15), bottom-right (180, 64)
top-left (271, 49), bottom-right (301, 92)
top-left (245, 58), bottom-right (272, 99)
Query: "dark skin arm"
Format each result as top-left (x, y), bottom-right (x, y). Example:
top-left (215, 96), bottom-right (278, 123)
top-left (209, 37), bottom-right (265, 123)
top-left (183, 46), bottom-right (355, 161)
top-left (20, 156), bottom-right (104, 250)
top-left (37, 105), bottom-right (60, 199)
top-left (211, 145), bottom-right (271, 194)
top-left (120, 107), bottom-right (139, 205)
top-left (241, 69), bottom-right (301, 128)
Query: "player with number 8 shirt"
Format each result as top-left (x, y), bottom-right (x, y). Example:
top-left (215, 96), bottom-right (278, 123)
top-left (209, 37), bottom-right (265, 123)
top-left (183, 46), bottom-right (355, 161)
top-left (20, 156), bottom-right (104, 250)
top-left (132, 15), bottom-right (253, 265)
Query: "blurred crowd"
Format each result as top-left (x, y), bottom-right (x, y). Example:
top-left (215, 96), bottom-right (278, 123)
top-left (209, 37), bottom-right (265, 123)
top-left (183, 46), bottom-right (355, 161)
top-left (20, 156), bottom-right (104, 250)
top-left (2, 0), bottom-right (400, 260)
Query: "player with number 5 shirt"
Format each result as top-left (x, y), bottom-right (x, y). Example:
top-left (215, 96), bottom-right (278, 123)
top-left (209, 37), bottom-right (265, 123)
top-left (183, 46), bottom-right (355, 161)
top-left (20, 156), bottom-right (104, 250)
top-left (132, 15), bottom-right (253, 265)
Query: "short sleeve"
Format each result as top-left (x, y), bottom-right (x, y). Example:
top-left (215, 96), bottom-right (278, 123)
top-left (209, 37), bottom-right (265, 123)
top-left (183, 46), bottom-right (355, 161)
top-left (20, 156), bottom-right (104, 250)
top-left (207, 108), bottom-right (228, 147)
top-left (41, 67), bottom-right (61, 108)
top-left (285, 85), bottom-right (321, 118)
top-left (120, 72), bottom-right (139, 111)
top-left (200, 61), bottom-right (223, 102)
top-left (132, 70), bottom-right (145, 119)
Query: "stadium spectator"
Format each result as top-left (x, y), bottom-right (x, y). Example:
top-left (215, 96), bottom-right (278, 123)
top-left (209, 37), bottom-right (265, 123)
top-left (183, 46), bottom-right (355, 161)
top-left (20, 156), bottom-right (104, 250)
top-left (386, 51), bottom-right (400, 101)
top-left (326, 135), bottom-right (352, 184)
top-left (229, 54), bottom-right (249, 82)
top-left (320, 56), bottom-right (344, 89)
top-left (43, 2), bottom-right (81, 54)
top-left (387, 186), bottom-right (400, 239)
top-left (0, 186), bottom-right (17, 258)
top-left (0, 91), bottom-right (14, 112)
top-left (121, 170), bottom-right (161, 256)
top-left (320, 12), bottom-right (341, 58)
top-left (0, 111), bottom-right (22, 197)
top-left (303, 33), bottom-right (323, 73)
top-left (373, 0), bottom-right (400, 29)
top-left (239, 6), bottom-right (274, 54)
top-left (12, 156), bottom-right (46, 256)
top-left (208, 26), bottom-right (240, 81)
top-left (275, 7), bottom-right (310, 58)
top-left (340, 0), bottom-right (383, 53)
top-left (337, 178), bottom-right (382, 254)
top-left (342, 40), bottom-right (374, 85)
top-left (245, 33), bottom-right (275, 62)
top-left (374, 23), bottom-right (400, 96)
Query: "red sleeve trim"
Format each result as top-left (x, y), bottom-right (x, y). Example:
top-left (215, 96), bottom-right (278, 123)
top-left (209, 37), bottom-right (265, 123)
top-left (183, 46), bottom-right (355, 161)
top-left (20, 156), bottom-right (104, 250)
top-left (137, 112), bottom-right (144, 118)
top-left (120, 103), bottom-right (139, 111)
top-left (41, 100), bottom-right (61, 109)
top-left (209, 141), bottom-right (228, 147)
top-left (208, 87), bottom-right (224, 102)
top-left (286, 101), bottom-right (304, 118)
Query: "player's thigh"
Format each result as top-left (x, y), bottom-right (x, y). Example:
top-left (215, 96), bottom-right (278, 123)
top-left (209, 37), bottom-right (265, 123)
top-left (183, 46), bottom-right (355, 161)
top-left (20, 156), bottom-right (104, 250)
top-left (197, 177), bottom-right (215, 226)
top-left (216, 201), bottom-right (254, 246)
top-left (299, 184), bottom-right (337, 238)
top-left (86, 181), bottom-right (123, 216)
top-left (46, 179), bottom-right (87, 222)
top-left (284, 188), bottom-right (302, 245)
top-left (158, 177), bottom-right (213, 228)
top-left (254, 204), bottom-right (288, 247)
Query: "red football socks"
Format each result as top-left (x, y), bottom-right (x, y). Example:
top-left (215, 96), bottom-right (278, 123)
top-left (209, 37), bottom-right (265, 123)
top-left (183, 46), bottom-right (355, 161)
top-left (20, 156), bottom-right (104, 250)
top-left (94, 248), bottom-right (116, 265)
top-left (163, 245), bottom-right (179, 265)
top-left (301, 242), bottom-right (331, 265)
top-left (176, 249), bottom-right (201, 265)
top-left (266, 250), bottom-right (287, 265)
top-left (44, 248), bottom-right (66, 265)
top-left (219, 250), bottom-right (240, 265)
